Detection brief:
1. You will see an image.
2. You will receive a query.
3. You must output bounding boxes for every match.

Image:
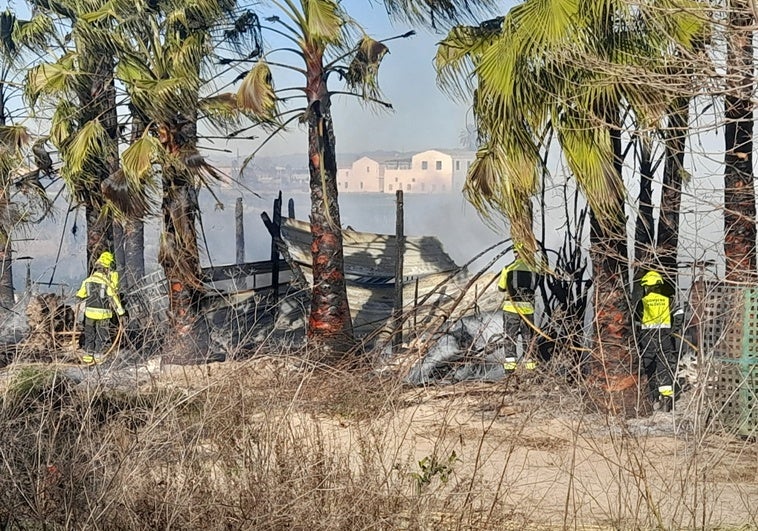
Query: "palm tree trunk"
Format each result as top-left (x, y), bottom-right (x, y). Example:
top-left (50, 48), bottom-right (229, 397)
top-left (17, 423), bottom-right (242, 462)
top-left (78, 52), bottom-right (116, 268)
top-left (635, 135), bottom-right (655, 268)
top-left (724, 1), bottom-right (756, 282)
top-left (304, 46), bottom-right (354, 355)
top-left (158, 116), bottom-right (206, 363)
top-left (123, 106), bottom-right (147, 289)
top-left (656, 96), bottom-right (689, 289)
top-left (160, 169), bottom-right (201, 329)
top-left (0, 228), bottom-right (13, 309)
top-left (0, 83), bottom-right (13, 309)
top-left (124, 220), bottom-right (145, 289)
top-left (587, 120), bottom-right (641, 418)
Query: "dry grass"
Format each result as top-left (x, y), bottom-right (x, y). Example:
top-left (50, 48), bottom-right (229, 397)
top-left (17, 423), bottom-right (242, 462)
top-left (0, 354), bottom-right (756, 530)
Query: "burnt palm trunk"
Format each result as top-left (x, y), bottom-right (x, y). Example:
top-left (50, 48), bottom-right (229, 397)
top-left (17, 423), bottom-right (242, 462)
top-left (656, 96), bottom-right (689, 289)
top-left (158, 116), bottom-right (205, 362)
top-left (0, 81), bottom-right (13, 309)
top-left (0, 225), bottom-right (13, 309)
top-left (587, 118), bottom-right (640, 418)
top-left (123, 106), bottom-right (147, 289)
top-left (78, 50), bottom-right (117, 268)
top-left (304, 44), bottom-right (353, 355)
top-left (724, 1), bottom-right (756, 282)
top-left (634, 135), bottom-right (655, 268)
top-left (124, 220), bottom-right (145, 289)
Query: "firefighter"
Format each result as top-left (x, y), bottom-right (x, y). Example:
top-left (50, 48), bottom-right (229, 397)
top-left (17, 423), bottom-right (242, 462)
top-left (497, 244), bottom-right (541, 372)
top-left (636, 270), bottom-right (677, 411)
top-left (76, 251), bottom-right (125, 363)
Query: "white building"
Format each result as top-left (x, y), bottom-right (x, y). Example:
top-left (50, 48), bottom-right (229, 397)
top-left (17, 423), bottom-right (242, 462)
top-left (337, 149), bottom-right (475, 194)
top-left (337, 156), bottom-right (384, 193)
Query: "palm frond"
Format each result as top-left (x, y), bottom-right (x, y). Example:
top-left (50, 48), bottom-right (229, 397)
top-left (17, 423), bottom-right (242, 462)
top-left (63, 119), bottom-right (108, 177)
top-left (121, 132), bottom-right (162, 183)
top-left (557, 114), bottom-right (623, 228)
top-left (236, 60), bottom-right (278, 122)
top-left (49, 100), bottom-right (76, 149)
top-left (25, 54), bottom-right (77, 106)
top-left (0, 125), bottom-right (30, 152)
top-left (345, 36), bottom-right (389, 100)
top-left (101, 168), bottom-right (158, 221)
top-left (0, 11), bottom-right (17, 58)
top-left (382, 0), bottom-right (497, 29)
top-left (199, 92), bottom-right (241, 129)
top-left (14, 13), bottom-right (54, 51)
top-left (303, 0), bottom-right (346, 45)
top-left (436, 19), bottom-right (502, 97)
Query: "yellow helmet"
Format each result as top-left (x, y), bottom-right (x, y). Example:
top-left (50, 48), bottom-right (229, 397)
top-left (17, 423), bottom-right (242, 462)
top-left (96, 251), bottom-right (115, 268)
top-left (640, 270), bottom-right (663, 286)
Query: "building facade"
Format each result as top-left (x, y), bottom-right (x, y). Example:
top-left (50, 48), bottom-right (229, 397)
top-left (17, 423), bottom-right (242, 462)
top-left (337, 149), bottom-right (475, 194)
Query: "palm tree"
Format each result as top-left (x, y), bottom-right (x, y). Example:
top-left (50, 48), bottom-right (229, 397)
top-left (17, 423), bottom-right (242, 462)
top-left (235, 0), bottom-right (493, 356)
top-left (232, 2), bottom-right (399, 354)
top-left (86, 0), bottom-right (260, 361)
top-left (0, 10), bottom-right (52, 308)
top-left (25, 0), bottom-right (120, 269)
top-left (723, 0), bottom-right (756, 281)
top-left (436, 1), bottom-right (706, 416)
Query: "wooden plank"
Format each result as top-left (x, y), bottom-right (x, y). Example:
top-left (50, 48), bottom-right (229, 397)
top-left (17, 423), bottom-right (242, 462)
top-left (279, 217), bottom-right (458, 278)
top-left (201, 260), bottom-right (290, 283)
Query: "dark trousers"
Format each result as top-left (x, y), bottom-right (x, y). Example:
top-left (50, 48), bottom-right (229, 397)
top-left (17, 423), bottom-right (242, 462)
top-left (638, 327), bottom-right (677, 397)
top-left (502, 311), bottom-right (535, 362)
top-left (84, 317), bottom-right (111, 354)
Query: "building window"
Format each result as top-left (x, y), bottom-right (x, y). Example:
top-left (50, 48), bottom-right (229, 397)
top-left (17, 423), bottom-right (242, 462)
top-left (360, 182), bottom-right (364, 190)
top-left (344, 182), bottom-right (348, 189)
top-left (455, 160), bottom-right (460, 171)
top-left (388, 184), bottom-right (393, 191)
top-left (407, 184), bottom-right (411, 191)
top-left (436, 160), bottom-right (442, 170)
top-left (421, 161), bottom-right (428, 170)
top-left (366, 166), bottom-right (370, 173)
top-left (395, 177), bottom-right (398, 182)
top-left (412, 178), bottom-right (416, 182)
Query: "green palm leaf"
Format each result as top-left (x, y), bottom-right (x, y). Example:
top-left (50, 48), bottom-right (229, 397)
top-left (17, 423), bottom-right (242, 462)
top-left (64, 119), bottom-right (108, 177)
top-left (25, 54), bottom-right (77, 106)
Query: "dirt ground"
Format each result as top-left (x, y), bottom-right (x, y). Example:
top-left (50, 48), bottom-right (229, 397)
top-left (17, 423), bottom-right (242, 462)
top-left (3, 355), bottom-right (757, 530)
top-left (151, 357), bottom-right (758, 530)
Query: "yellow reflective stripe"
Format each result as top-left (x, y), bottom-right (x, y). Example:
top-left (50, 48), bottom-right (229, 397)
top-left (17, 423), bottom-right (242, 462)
top-left (641, 323), bottom-right (671, 329)
top-left (503, 301), bottom-right (534, 314)
top-left (503, 357), bottom-right (517, 370)
top-left (658, 386), bottom-right (674, 397)
top-left (84, 308), bottom-right (112, 320)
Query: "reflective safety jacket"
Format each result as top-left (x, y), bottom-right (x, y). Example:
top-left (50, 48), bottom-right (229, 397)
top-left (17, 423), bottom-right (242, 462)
top-left (639, 291), bottom-right (671, 329)
top-left (498, 259), bottom-right (539, 315)
top-left (76, 271), bottom-right (125, 320)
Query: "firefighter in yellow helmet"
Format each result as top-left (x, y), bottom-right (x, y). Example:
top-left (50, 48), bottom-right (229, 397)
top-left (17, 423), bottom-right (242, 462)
top-left (76, 251), bottom-right (125, 363)
top-left (497, 243), bottom-right (542, 372)
top-left (635, 270), bottom-right (677, 411)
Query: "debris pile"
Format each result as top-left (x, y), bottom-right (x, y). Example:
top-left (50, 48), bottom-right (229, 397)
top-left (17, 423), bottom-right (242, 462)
top-left (22, 294), bottom-right (77, 359)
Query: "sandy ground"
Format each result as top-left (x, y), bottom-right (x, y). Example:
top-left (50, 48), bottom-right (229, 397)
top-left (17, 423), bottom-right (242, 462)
top-left (3, 354), bottom-right (757, 530)
top-left (155, 358), bottom-right (758, 529)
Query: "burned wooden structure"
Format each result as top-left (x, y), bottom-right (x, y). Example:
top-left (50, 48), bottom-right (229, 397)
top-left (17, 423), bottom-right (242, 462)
top-left (120, 189), bottom-right (501, 359)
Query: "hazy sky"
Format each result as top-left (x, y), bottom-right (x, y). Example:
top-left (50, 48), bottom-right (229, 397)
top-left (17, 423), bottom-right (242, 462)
top-left (232, 1), bottom-right (516, 158)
